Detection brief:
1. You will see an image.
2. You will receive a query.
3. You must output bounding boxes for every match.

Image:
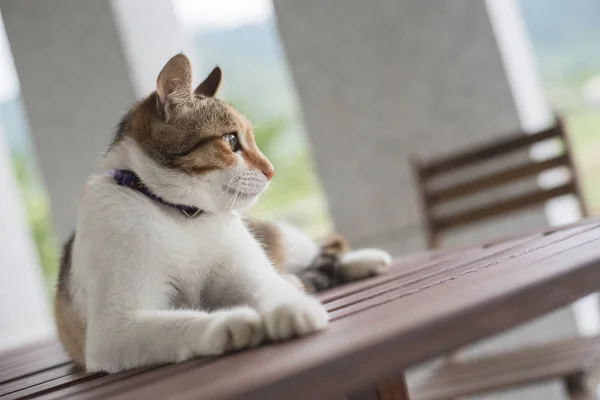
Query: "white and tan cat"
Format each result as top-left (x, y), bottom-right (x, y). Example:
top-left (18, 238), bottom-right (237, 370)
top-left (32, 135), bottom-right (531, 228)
top-left (54, 54), bottom-right (390, 373)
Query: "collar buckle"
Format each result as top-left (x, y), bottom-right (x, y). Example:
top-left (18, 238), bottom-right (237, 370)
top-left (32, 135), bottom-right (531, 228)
top-left (180, 208), bottom-right (202, 218)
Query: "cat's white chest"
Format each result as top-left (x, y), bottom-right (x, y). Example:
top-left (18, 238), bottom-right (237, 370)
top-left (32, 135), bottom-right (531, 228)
top-left (147, 208), bottom-right (240, 290)
top-left (75, 177), bottom-right (246, 313)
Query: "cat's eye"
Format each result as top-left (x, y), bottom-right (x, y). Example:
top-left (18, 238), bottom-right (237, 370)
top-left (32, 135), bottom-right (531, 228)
top-left (223, 132), bottom-right (241, 152)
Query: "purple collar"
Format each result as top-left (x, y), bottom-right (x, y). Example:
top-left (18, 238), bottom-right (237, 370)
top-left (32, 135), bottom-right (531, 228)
top-left (112, 169), bottom-right (203, 218)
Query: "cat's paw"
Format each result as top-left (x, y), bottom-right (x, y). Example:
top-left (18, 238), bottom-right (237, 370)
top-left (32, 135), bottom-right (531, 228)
top-left (338, 248), bottom-right (392, 282)
top-left (204, 306), bottom-right (265, 354)
top-left (262, 295), bottom-right (328, 341)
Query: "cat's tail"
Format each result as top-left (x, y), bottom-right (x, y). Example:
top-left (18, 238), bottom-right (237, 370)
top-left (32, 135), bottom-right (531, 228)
top-left (247, 219), bottom-right (391, 293)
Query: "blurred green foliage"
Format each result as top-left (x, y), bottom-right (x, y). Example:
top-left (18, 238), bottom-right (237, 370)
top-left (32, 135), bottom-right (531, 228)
top-left (232, 101), bottom-right (332, 237)
top-left (11, 152), bottom-right (58, 292)
top-left (561, 110), bottom-right (600, 216)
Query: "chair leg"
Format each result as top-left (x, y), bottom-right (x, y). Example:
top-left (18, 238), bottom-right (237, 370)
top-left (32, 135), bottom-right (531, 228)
top-left (377, 374), bottom-right (411, 400)
top-left (564, 373), bottom-right (595, 400)
top-left (442, 351), bottom-right (460, 400)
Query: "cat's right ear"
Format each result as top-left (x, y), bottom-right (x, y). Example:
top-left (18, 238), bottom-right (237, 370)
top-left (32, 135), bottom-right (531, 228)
top-left (156, 53), bottom-right (194, 120)
top-left (195, 66), bottom-right (222, 97)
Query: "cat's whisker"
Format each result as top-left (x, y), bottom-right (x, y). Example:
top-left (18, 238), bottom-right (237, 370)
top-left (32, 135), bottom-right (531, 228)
top-left (225, 173), bottom-right (244, 190)
top-left (231, 182), bottom-right (244, 211)
top-left (229, 181), bottom-right (245, 212)
top-left (224, 180), bottom-right (242, 212)
top-left (216, 173), bottom-right (244, 202)
top-left (223, 188), bottom-right (234, 211)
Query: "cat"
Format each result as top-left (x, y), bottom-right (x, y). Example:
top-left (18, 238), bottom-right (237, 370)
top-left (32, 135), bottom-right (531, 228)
top-left (54, 53), bottom-right (391, 373)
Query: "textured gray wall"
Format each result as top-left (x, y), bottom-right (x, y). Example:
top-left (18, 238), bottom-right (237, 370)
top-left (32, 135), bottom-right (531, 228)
top-left (1, 0), bottom-right (137, 242)
top-left (273, 0), bottom-right (549, 255)
top-left (274, 1), bottom-right (576, 398)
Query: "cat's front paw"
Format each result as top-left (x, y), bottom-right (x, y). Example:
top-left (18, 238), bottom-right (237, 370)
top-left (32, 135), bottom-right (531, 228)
top-left (262, 296), bottom-right (328, 341)
top-left (204, 306), bottom-right (265, 354)
top-left (337, 248), bottom-right (392, 282)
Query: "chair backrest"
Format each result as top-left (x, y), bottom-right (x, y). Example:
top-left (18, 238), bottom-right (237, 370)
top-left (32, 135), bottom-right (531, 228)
top-left (412, 116), bottom-right (588, 249)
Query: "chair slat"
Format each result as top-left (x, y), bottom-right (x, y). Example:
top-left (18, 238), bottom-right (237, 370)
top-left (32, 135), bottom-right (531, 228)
top-left (428, 155), bottom-right (569, 204)
top-left (421, 126), bottom-right (560, 177)
top-left (411, 336), bottom-right (600, 400)
top-left (435, 183), bottom-right (575, 231)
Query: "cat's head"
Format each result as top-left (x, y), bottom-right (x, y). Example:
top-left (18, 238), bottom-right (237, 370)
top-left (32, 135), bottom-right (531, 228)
top-left (108, 54), bottom-right (274, 213)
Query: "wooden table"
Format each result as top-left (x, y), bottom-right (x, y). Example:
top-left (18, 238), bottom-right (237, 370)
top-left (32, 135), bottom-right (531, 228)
top-left (4, 220), bottom-right (600, 399)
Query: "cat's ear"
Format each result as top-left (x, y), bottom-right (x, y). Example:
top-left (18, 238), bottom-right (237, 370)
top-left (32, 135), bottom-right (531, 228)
top-left (156, 53), bottom-right (194, 118)
top-left (195, 66), bottom-right (222, 97)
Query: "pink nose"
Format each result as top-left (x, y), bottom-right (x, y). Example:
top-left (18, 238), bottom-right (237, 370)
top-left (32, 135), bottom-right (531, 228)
top-left (263, 168), bottom-right (275, 181)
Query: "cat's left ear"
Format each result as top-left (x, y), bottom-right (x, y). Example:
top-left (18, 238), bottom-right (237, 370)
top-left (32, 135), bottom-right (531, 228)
top-left (156, 54), bottom-right (194, 120)
top-left (195, 66), bottom-right (222, 97)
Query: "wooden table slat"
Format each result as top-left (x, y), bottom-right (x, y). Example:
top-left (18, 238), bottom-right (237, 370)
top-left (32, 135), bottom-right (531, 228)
top-left (324, 234), bottom-right (541, 312)
top-left (0, 364), bottom-right (76, 398)
top-left (319, 221), bottom-right (599, 306)
top-left (319, 232), bottom-right (543, 304)
top-left (36, 363), bottom-right (202, 400)
top-left (8, 372), bottom-right (100, 400)
top-left (327, 224), bottom-right (600, 319)
top-left (0, 340), bottom-right (71, 386)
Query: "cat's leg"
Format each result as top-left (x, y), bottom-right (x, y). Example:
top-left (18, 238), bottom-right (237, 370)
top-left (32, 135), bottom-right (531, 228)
top-left (222, 228), bottom-right (329, 341)
top-left (336, 248), bottom-right (392, 282)
top-left (86, 304), bottom-right (264, 372)
top-left (245, 270), bottom-right (329, 341)
top-left (247, 219), bottom-right (320, 275)
top-left (266, 221), bottom-right (392, 292)
top-left (80, 234), bottom-right (265, 372)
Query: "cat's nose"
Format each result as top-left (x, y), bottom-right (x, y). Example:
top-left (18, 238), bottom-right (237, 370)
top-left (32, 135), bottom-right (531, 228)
top-left (263, 167), bottom-right (275, 181)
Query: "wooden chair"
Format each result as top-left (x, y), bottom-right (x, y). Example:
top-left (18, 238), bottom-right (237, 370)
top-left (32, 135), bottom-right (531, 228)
top-left (412, 115), bottom-right (588, 248)
top-left (410, 115), bottom-right (598, 399)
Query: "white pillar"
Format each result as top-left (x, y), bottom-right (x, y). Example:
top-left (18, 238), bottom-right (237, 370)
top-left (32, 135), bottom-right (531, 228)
top-left (110, 0), bottom-right (190, 98)
top-left (485, 0), bottom-right (552, 133)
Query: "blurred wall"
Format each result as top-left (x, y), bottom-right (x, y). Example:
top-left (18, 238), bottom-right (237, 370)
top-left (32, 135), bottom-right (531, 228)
top-left (1, 0), bottom-right (136, 242)
top-left (0, 0), bottom-right (185, 242)
top-left (274, 1), bottom-right (576, 399)
top-left (273, 0), bottom-right (549, 254)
